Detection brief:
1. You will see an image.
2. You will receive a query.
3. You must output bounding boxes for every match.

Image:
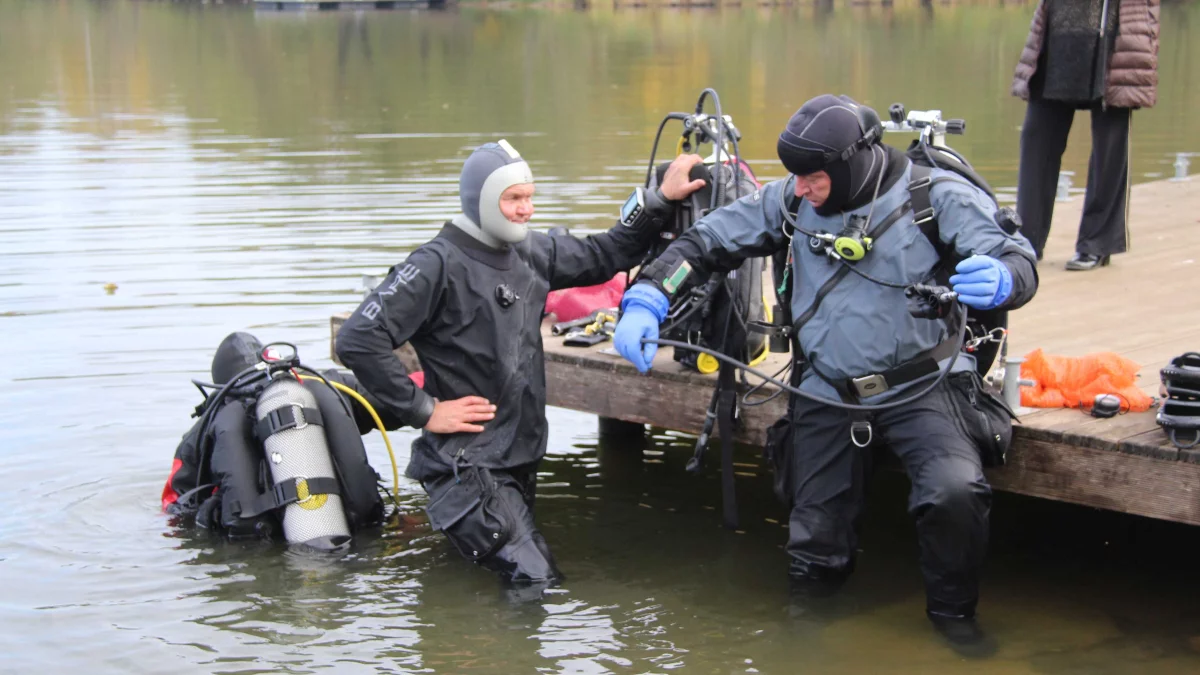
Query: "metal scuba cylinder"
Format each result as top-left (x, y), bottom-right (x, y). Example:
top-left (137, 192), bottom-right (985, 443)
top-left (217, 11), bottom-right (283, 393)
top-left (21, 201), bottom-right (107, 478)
top-left (255, 376), bottom-right (351, 550)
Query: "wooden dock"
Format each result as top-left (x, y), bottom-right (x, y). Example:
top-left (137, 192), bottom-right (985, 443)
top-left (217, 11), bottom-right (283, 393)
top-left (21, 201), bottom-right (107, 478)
top-left (331, 176), bottom-right (1200, 526)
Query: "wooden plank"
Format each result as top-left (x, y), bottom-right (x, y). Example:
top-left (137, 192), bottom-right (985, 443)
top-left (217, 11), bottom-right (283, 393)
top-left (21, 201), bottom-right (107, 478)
top-left (544, 344), bottom-right (785, 448)
top-left (1117, 428), bottom-right (1182, 462)
top-left (984, 438), bottom-right (1200, 526)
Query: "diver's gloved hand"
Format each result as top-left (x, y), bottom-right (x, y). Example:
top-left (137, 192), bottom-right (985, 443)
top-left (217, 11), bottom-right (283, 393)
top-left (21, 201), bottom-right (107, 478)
top-left (950, 255), bottom-right (1013, 310)
top-left (614, 284), bottom-right (669, 373)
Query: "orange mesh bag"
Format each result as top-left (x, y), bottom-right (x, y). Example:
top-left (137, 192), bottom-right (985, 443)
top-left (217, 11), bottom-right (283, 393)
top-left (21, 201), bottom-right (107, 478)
top-left (1019, 349), bottom-right (1154, 412)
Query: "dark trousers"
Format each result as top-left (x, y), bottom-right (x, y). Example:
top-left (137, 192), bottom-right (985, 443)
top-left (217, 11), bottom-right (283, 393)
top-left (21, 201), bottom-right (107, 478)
top-left (782, 379), bottom-right (992, 617)
top-left (424, 463), bottom-right (562, 584)
top-left (1016, 98), bottom-right (1131, 259)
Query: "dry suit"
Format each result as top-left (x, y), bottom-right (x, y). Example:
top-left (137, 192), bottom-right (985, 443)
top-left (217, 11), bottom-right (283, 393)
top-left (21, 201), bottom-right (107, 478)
top-left (336, 141), bottom-right (672, 583)
top-left (633, 100), bottom-right (1038, 620)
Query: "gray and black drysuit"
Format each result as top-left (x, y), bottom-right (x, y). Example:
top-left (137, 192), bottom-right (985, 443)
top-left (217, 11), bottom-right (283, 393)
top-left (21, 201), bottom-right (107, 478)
top-left (635, 147), bottom-right (1038, 618)
top-left (336, 142), bottom-right (672, 583)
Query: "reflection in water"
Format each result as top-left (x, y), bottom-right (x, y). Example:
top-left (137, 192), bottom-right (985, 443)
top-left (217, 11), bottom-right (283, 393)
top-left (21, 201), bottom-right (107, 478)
top-left (2, 1), bottom-right (1200, 673)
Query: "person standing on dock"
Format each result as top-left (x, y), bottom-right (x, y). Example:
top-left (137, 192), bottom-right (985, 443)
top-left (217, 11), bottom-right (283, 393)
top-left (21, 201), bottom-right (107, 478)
top-left (613, 95), bottom-right (1039, 648)
top-left (336, 140), bottom-right (707, 586)
top-left (1012, 0), bottom-right (1160, 270)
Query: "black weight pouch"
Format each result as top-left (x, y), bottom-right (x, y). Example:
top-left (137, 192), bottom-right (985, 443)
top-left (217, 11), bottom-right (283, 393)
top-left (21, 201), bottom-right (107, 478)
top-left (423, 464), bottom-right (512, 562)
top-left (947, 371), bottom-right (1016, 467)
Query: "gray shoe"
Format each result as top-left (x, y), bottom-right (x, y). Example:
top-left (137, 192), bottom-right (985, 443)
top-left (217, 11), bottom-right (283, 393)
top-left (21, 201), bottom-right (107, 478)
top-left (1065, 253), bottom-right (1111, 271)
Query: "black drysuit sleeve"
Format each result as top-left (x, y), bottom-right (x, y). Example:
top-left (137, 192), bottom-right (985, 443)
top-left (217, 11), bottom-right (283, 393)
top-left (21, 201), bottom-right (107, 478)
top-left (317, 369), bottom-right (407, 435)
top-left (335, 248), bottom-right (443, 429)
top-left (539, 188), bottom-right (677, 290)
top-left (997, 252), bottom-right (1038, 310)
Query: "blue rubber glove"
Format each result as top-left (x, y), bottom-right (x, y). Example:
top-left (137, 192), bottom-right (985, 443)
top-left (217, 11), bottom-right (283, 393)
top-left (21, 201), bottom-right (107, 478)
top-left (950, 254), bottom-right (1013, 310)
top-left (614, 284), bottom-right (670, 373)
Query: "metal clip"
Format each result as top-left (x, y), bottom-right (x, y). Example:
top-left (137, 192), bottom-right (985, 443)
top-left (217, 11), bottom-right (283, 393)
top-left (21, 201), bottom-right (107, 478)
top-left (850, 420), bottom-right (874, 448)
top-left (964, 327), bottom-right (1007, 353)
top-left (907, 175), bottom-right (933, 191)
top-left (292, 405), bottom-right (308, 430)
top-left (912, 207), bottom-right (936, 225)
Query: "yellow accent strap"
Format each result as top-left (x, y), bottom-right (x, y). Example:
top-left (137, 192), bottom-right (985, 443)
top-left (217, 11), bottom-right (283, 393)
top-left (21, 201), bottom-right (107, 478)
top-left (298, 375), bottom-right (400, 505)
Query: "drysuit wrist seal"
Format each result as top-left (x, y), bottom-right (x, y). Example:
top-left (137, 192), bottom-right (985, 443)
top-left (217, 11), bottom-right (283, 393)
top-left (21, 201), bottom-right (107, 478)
top-left (620, 283), bottom-right (670, 323)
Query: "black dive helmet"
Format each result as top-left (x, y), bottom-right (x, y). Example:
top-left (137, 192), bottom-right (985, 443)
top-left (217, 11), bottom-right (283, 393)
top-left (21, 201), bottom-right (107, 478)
top-left (630, 88), bottom-right (767, 374)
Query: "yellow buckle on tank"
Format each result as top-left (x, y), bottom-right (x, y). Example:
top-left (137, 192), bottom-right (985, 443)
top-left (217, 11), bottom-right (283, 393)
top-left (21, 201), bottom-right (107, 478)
top-left (294, 477), bottom-right (328, 511)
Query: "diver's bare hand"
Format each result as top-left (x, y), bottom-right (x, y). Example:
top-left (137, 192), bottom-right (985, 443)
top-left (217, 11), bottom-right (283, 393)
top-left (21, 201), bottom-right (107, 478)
top-left (659, 154), bottom-right (709, 201)
top-left (425, 396), bottom-right (496, 434)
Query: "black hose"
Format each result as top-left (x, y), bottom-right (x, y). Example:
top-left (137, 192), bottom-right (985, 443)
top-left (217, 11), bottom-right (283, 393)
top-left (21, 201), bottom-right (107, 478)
top-left (294, 364), bottom-right (356, 421)
top-left (741, 360), bottom-right (792, 407)
top-left (659, 292), bottom-right (708, 335)
top-left (643, 112), bottom-right (691, 189)
top-left (642, 304), bottom-right (968, 412)
top-left (837, 258), bottom-right (921, 289)
top-left (697, 88), bottom-right (725, 211)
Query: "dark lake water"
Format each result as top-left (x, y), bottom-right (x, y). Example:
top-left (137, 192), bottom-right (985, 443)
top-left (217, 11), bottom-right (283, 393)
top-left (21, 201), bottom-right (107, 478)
top-left (2, 1), bottom-right (1200, 672)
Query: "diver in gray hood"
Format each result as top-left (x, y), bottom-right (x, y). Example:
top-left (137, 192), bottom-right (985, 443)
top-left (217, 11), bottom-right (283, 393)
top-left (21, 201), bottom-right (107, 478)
top-left (337, 140), bottom-right (707, 586)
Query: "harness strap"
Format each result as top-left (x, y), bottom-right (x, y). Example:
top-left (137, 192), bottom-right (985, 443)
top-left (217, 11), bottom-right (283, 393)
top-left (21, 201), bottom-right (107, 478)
top-left (236, 476), bottom-right (341, 519)
top-left (907, 165), bottom-right (971, 261)
top-left (717, 364), bottom-right (739, 530)
top-left (908, 164), bottom-right (939, 247)
top-left (255, 405), bottom-right (324, 441)
top-left (839, 330), bottom-right (963, 399)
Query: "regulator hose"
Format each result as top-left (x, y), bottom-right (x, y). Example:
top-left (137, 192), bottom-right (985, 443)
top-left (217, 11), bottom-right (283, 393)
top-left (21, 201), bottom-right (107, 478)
top-left (640, 304), bottom-right (968, 413)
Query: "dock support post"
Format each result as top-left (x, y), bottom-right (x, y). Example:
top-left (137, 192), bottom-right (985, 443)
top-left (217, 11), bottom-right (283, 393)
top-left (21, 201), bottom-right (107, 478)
top-left (598, 417), bottom-right (645, 439)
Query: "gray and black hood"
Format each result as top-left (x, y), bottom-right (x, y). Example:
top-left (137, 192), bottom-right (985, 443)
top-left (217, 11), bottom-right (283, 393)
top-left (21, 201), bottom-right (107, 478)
top-left (450, 139), bottom-right (535, 248)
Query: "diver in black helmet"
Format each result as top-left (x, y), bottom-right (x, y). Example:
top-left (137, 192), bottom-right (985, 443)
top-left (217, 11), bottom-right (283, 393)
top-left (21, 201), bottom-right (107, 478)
top-left (336, 140), bottom-right (706, 585)
top-left (164, 332), bottom-right (402, 544)
top-left (614, 95), bottom-right (1039, 649)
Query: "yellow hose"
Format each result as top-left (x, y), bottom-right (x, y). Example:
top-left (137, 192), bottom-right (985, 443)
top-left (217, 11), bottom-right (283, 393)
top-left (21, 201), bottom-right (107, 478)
top-left (298, 374), bottom-right (400, 504)
top-left (747, 291), bottom-right (774, 368)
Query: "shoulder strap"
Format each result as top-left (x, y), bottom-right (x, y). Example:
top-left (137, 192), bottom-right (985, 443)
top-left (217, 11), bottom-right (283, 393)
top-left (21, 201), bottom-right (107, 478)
top-left (908, 164), bottom-right (958, 261)
top-left (908, 154), bottom-right (998, 260)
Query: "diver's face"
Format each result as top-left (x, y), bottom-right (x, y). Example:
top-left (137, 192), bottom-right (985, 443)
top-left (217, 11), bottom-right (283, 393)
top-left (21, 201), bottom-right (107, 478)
top-left (793, 171), bottom-right (831, 208)
top-left (499, 183), bottom-right (535, 224)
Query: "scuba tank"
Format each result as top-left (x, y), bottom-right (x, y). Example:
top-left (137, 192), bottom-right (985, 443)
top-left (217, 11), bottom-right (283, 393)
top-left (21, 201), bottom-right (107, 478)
top-left (630, 88), bottom-right (770, 530)
top-left (637, 88), bottom-right (769, 374)
top-left (255, 376), bottom-right (352, 551)
top-left (177, 337), bottom-right (384, 550)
